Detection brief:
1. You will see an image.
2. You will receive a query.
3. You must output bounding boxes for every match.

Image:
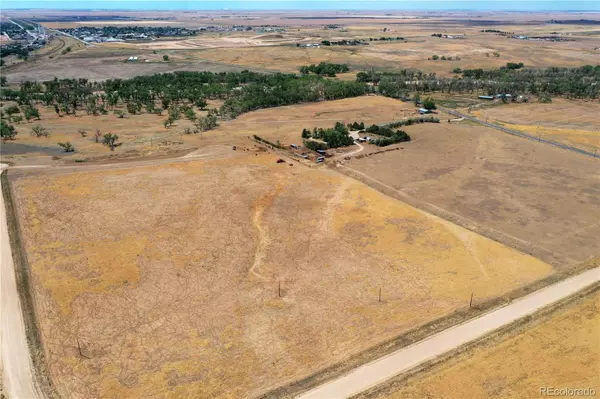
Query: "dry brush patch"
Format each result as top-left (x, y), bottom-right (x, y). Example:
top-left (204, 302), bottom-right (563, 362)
top-left (13, 154), bottom-right (553, 398)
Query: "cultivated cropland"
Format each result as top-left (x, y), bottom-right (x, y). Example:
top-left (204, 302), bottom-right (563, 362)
top-left (0, 8), bottom-right (599, 399)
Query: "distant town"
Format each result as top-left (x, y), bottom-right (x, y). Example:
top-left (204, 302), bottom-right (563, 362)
top-left (61, 24), bottom-right (286, 43)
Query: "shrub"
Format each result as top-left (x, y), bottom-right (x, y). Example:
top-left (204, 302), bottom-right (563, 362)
top-left (23, 105), bottom-right (40, 121)
top-left (372, 130), bottom-right (411, 146)
top-left (5, 105), bottom-right (20, 115)
top-left (102, 133), bottom-right (119, 150)
top-left (0, 120), bottom-right (17, 140)
top-left (31, 125), bottom-right (50, 137)
top-left (58, 141), bottom-right (75, 152)
top-left (423, 97), bottom-right (436, 110)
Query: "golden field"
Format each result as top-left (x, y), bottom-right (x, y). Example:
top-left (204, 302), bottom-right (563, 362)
top-left (12, 152), bottom-right (553, 398)
top-left (470, 99), bottom-right (600, 151)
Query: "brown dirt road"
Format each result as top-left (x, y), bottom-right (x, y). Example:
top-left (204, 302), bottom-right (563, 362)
top-left (0, 164), bottom-right (41, 399)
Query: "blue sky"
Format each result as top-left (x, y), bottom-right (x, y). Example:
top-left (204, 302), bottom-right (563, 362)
top-left (3, 0), bottom-right (599, 11)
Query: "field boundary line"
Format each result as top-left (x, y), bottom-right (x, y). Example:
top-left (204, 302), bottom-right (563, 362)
top-left (335, 163), bottom-right (566, 266)
top-left (438, 106), bottom-right (600, 159)
top-left (259, 257), bottom-right (598, 399)
top-left (1, 170), bottom-right (59, 399)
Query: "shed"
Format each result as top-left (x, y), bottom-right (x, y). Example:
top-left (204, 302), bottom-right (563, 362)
top-left (418, 108), bottom-right (432, 114)
top-left (478, 95), bottom-right (494, 100)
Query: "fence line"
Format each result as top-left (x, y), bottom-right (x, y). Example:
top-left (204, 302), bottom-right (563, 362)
top-left (438, 106), bottom-right (600, 159)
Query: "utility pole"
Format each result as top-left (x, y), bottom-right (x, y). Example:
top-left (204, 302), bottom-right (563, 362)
top-left (469, 292), bottom-right (474, 308)
top-left (379, 287), bottom-right (382, 302)
top-left (278, 281), bottom-right (281, 298)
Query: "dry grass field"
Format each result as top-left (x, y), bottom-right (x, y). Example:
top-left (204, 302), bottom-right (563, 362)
top-left (469, 99), bottom-right (600, 152)
top-left (190, 34), bottom-right (599, 76)
top-left (0, 96), bottom-right (410, 164)
top-left (378, 287), bottom-right (600, 399)
top-left (4, 10), bottom-right (599, 82)
top-left (11, 152), bottom-right (554, 398)
top-left (212, 95), bottom-right (416, 144)
top-left (339, 118), bottom-right (600, 266)
top-left (1, 47), bottom-right (267, 84)
top-left (2, 9), bottom-right (599, 398)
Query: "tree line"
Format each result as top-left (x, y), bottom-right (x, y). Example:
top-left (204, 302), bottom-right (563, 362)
top-left (1, 70), bottom-right (369, 121)
top-left (299, 63), bottom-right (350, 77)
top-left (359, 65), bottom-right (600, 100)
top-left (363, 124), bottom-right (411, 146)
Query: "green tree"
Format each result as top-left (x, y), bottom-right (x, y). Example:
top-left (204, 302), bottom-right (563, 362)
top-left (195, 98), bottom-right (207, 109)
top-left (5, 105), bottom-right (20, 116)
top-left (423, 97), bottom-right (436, 110)
top-left (23, 105), bottom-right (40, 121)
top-left (163, 55), bottom-right (169, 61)
top-left (1, 120), bottom-right (17, 140)
top-left (413, 93), bottom-right (421, 106)
top-left (102, 133), bottom-right (119, 150)
top-left (184, 108), bottom-right (197, 121)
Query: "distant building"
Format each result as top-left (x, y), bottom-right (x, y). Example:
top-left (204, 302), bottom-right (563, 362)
top-left (478, 95), bottom-right (495, 100)
top-left (418, 108), bottom-right (433, 114)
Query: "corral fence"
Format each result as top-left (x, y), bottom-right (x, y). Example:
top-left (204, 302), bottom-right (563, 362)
top-left (438, 106), bottom-right (600, 159)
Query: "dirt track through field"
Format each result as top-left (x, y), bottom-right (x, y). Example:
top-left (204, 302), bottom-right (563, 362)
top-left (0, 164), bottom-right (41, 399)
top-left (298, 266), bottom-right (600, 399)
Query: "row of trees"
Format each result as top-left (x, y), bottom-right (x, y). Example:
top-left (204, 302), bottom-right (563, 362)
top-left (299, 63), bottom-right (350, 77)
top-left (347, 121), bottom-right (366, 130)
top-left (360, 65), bottom-right (600, 100)
top-left (371, 131), bottom-right (411, 147)
top-left (370, 37), bottom-right (404, 41)
top-left (363, 124), bottom-right (412, 146)
top-left (2, 71), bottom-right (368, 121)
top-left (321, 39), bottom-right (367, 46)
top-left (384, 116), bottom-right (440, 128)
top-left (1, 104), bottom-right (41, 123)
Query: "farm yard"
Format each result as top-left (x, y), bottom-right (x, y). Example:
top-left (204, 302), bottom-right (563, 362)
top-left (373, 286), bottom-right (600, 399)
top-left (9, 152), bottom-right (553, 398)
